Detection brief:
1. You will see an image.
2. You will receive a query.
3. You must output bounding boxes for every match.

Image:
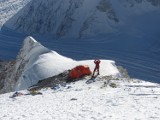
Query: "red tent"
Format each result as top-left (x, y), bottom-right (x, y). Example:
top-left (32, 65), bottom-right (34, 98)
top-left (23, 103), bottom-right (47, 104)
top-left (69, 65), bottom-right (91, 79)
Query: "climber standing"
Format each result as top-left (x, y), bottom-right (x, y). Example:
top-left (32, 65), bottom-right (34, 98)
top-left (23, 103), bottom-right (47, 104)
top-left (92, 59), bottom-right (101, 77)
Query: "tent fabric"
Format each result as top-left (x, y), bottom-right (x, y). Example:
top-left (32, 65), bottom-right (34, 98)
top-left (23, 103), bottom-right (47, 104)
top-left (68, 65), bottom-right (91, 79)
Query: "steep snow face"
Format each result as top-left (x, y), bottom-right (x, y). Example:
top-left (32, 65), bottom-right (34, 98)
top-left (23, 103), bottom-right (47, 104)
top-left (0, 36), bottom-right (50, 93)
top-left (125, 0), bottom-right (160, 7)
top-left (0, 36), bottom-right (120, 92)
top-left (15, 37), bottom-right (76, 90)
top-left (4, 0), bottom-right (119, 38)
top-left (0, 0), bottom-right (31, 27)
top-left (111, 0), bottom-right (160, 16)
top-left (3, 0), bottom-right (160, 38)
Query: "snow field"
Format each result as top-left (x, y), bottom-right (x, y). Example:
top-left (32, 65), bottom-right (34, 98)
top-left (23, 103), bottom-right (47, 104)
top-left (0, 79), bottom-right (160, 120)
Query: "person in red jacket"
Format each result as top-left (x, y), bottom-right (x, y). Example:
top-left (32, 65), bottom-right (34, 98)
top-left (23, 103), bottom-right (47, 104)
top-left (92, 59), bottom-right (101, 77)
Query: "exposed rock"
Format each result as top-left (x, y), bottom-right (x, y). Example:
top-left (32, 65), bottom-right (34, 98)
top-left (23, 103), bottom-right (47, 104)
top-left (28, 71), bottom-right (69, 91)
top-left (0, 36), bottom-right (49, 94)
top-left (117, 66), bottom-right (130, 78)
top-left (96, 0), bottom-right (119, 23)
top-left (0, 61), bottom-right (15, 93)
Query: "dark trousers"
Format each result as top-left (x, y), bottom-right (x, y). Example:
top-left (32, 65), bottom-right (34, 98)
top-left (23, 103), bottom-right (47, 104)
top-left (93, 67), bottom-right (99, 76)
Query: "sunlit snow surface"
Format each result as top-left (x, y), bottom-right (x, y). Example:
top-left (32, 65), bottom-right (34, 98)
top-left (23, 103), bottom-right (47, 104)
top-left (0, 79), bottom-right (160, 120)
top-left (0, 1), bottom-right (160, 119)
top-left (0, 0), bottom-right (160, 82)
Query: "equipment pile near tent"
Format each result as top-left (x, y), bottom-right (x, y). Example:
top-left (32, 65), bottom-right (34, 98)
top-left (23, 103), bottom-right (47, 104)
top-left (28, 65), bottom-right (92, 91)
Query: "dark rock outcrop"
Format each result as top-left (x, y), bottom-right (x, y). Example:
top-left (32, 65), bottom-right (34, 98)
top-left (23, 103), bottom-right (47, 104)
top-left (28, 71), bottom-right (70, 91)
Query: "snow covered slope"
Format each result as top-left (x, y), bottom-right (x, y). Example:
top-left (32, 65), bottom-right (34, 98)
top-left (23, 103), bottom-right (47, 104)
top-left (4, 0), bottom-right (119, 38)
top-left (0, 78), bottom-right (160, 120)
top-left (0, 36), bottom-right (120, 93)
top-left (3, 0), bottom-right (160, 38)
top-left (15, 37), bottom-right (120, 90)
top-left (0, 0), bottom-right (31, 27)
top-left (0, 0), bottom-right (160, 85)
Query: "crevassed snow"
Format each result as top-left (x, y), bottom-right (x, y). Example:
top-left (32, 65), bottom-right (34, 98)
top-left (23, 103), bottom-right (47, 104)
top-left (0, 78), bottom-right (160, 120)
top-left (15, 36), bottom-right (120, 91)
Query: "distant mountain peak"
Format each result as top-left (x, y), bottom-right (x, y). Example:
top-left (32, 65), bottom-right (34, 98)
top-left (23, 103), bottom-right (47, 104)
top-left (5, 0), bottom-right (119, 38)
top-left (3, 0), bottom-right (160, 38)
